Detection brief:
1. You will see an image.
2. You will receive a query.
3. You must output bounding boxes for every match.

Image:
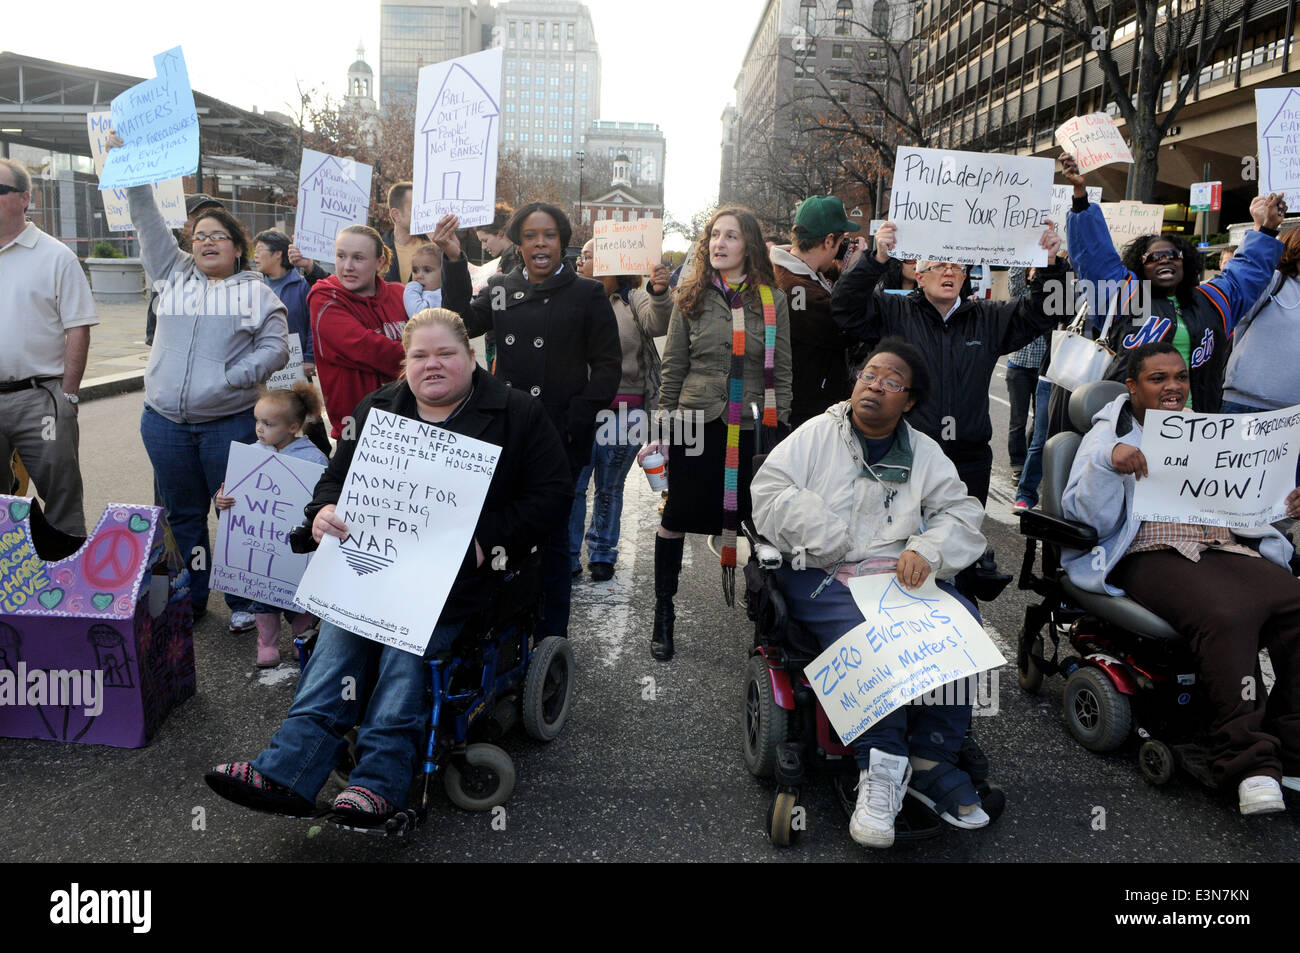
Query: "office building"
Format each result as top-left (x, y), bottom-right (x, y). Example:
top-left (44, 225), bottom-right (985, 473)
top-left (380, 0), bottom-right (493, 107)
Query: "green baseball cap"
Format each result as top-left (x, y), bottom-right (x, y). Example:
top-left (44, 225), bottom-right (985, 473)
top-left (793, 196), bottom-right (860, 238)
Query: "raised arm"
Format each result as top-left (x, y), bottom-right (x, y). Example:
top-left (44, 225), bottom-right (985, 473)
top-left (1198, 194), bottom-right (1286, 336)
top-left (830, 220), bottom-right (892, 344)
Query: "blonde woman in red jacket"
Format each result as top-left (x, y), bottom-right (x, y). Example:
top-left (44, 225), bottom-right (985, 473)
top-left (307, 225), bottom-right (409, 439)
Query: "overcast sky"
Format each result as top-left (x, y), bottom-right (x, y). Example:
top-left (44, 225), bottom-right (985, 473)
top-left (13, 0), bottom-right (755, 243)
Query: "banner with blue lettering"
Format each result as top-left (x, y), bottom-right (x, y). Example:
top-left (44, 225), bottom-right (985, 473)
top-left (98, 46), bottom-right (200, 189)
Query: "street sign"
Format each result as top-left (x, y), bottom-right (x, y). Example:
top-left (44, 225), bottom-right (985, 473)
top-left (1190, 181), bottom-right (1222, 213)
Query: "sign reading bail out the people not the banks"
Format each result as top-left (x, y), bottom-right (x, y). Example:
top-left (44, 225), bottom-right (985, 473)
top-left (1132, 407), bottom-right (1300, 529)
top-left (805, 574), bottom-right (1006, 746)
top-left (886, 146), bottom-right (1054, 267)
top-left (294, 410), bottom-right (501, 655)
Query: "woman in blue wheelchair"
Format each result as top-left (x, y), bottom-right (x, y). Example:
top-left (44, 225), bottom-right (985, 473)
top-left (751, 337), bottom-right (990, 848)
top-left (205, 309), bottom-right (572, 827)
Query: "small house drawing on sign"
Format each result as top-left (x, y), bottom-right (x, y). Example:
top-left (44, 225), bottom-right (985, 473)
top-left (222, 454), bottom-right (317, 582)
top-left (1260, 88), bottom-right (1300, 192)
top-left (420, 63), bottom-right (499, 203)
top-left (297, 154), bottom-right (369, 246)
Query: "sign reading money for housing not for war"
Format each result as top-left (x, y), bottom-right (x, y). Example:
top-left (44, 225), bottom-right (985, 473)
top-left (293, 410), bottom-right (501, 655)
top-left (1054, 113), bottom-right (1135, 174)
top-left (1132, 407), bottom-right (1300, 530)
top-left (887, 146), bottom-right (1055, 267)
top-left (293, 149), bottom-right (373, 262)
top-left (86, 111), bottom-right (186, 232)
top-left (411, 47), bottom-right (504, 233)
top-left (805, 574), bottom-right (1006, 746)
top-left (98, 46), bottom-right (200, 190)
top-left (592, 218), bottom-right (663, 276)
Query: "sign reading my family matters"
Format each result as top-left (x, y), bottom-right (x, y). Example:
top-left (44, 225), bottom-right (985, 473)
top-left (211, 443), bottom-right (325, 612)
top-left (1256, 88), bottom-right (1300, 206)
top-left (86, 112), bottom-right (186, 232)
top-left (1050, 185), bottom-right (1103, 250)
top-left (1054, 113), bottom-right (1135, 173)
top-left (98, 46), bottom-right (199, 190)
top-left (266, 334), bottom-right (305, 390)
top-left (1132, 407), bottom-right (1300, 529)
top-left (293, 150), bottom-right (374, 262)
top-left (887, 146), bottom-right (1054, 266)
top-left (805, 574), bottom-right (1006, 746)
top-left (411, 47), bottom-right (504, 234)
top-left (1100, 201), bottom-right (1166, 250)
top-left (592, 218), bottom-right (663, 276)
top-left (293, 410), bottom-right (501, 654)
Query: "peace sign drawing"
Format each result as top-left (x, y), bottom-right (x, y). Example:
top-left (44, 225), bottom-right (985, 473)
top-left (82, 528), bottom-right (143, 591)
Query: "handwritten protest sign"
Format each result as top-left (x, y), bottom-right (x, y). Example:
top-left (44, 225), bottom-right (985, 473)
top-left (86, 111), bottom-right (185, 232)
top-left (593, 218), bottom-right (663, 276)
top-left (294, 410), bottom-right (501, 654)
top-left (1055, 113), bottom-right (1134, 173)
top-left (1257, 88), bottom-right (1300, 206)
top-left (1132, 407), bottom-right (1300, 529)
top-left (293, 150), bottom-right (373, 262)
top-left (1100, 201), bottom-right (1165, 251)
top-left (1050, 185), bottom-right (1103, 251)
top-left (411, 47), bottom-right (503, 233)
top-left (805, 575), bottom-right (1006, 745)
top-left (99, 47), bottom-right (199, 189)
top-left (266, 334), bottom-right (305, 390)
top-left (887, 146), bottom-right (1054, 266)
top-left (211, 443), bottom-right (324, 611)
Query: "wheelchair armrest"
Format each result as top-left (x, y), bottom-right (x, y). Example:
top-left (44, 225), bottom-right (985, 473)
top-left (740, 520), bottom-right (783, 569)
top-left (1018, 509), bottom-right (1098, 551)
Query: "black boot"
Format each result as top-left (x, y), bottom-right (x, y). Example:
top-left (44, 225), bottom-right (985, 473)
top-left (651, 534), bottom-right (684, 661)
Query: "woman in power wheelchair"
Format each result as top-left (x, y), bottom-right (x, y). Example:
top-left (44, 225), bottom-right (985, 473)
top-left (205, 309), bottom-right (575, 832)
top-left (748, 338), bottom-right (999, 848)
top-left (1019, 342), bottom-right (1300, 815)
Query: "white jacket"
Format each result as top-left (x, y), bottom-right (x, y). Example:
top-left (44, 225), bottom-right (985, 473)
top-left (751, 401), bottom-right (986, 577)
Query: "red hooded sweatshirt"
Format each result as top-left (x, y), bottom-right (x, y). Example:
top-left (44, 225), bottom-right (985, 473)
top-left (307, 274), bottom-right (408, 438)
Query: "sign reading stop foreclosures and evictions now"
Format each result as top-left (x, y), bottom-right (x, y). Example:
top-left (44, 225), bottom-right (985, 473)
top-left (1054, 113), bottom-right (1135, 174)
top-left (886, 146), bottom-right (1054, 267)
top-left (592, 218), bottom-right (663, 276)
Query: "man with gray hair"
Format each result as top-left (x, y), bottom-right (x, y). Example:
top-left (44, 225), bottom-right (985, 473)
top-left (0, 157), bottom-right (97, 535)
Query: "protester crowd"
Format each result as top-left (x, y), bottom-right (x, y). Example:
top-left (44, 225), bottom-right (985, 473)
top-left (4, 136), bottom-right (1300, 844)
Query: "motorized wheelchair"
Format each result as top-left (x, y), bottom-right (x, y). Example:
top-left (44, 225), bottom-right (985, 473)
top-left (1013, 379), bottom-right (1271, 789)
top-left (289, 533), bottom-right (574, 837)
top-left (739, 521), bottom-right (1003, 847)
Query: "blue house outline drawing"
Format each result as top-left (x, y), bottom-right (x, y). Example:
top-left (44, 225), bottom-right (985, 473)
top-left (419, 63), bottom-right (500, 204)
top-left (1260, 89), bottom-right (1300, 193)
top-left (297, 154), bottom-right (370, 244)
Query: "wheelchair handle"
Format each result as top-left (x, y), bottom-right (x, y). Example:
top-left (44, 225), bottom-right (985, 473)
top-left (755, 542), bottom-right (783, 570)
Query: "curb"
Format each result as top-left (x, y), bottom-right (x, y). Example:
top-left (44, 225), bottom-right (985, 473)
top-left (81, 371), bottom-right (145, 402)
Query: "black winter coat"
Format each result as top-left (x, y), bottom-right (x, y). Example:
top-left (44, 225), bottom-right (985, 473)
top-left (304, 368), bottom-right (572, 624)
top-left (831, 254), bottom-right (1067, 455)
top-left (441, 255), bottom-right (621, 471)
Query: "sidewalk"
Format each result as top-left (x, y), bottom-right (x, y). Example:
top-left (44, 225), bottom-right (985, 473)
top-left (81, 296), bottom-right (152, 402)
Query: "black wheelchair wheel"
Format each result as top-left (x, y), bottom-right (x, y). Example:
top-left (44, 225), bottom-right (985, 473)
top-left (1138, 739), bottom-right (1175, 786)
top-left (443, 743), bottom-right (516, 811)
top-left (742, 654), bottom-right (788, 778)
top-left (1064, 666), bottom-right (1131, 753)
top-left (523, 636), bottom-right (574, 741)
top-left (1017, 628), bottom-right (1045, 694)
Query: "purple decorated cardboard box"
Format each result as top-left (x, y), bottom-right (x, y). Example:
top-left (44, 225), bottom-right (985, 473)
top-left (0, 496), bottom-right (195, 748)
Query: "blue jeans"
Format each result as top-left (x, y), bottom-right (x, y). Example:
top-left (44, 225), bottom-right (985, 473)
top-left (1005, 362), bottom-right (1039, 467)
top-left (1015, 378), bottom-right (1054, 508)
top-left (140, 406), bottom-right (257, 614)
top-left (776, 565), bottom-right (977, 771)
top-left (568, 440), bottom-right (641, 570)
top-left (253, 620), bottom-right (462, 808)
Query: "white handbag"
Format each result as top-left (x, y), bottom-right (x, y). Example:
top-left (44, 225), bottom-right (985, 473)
top-left (1043, 296), bottom-right (1118, 393)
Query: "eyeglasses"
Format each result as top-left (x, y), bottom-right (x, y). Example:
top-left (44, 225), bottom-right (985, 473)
top-left (920, 262), bottom-right (965, 275)
top-left (856, 369), bottom-right (910, 393)
top-left (0, 184), bottom-right (26, 196)
top-left (192, 231), bottom-right (232, 245)
top-left (1142, 249), bottom-right (1183, 265)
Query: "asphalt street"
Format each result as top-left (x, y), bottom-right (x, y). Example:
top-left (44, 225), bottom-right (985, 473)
top-left (3, 369), bottom-right (1299, 863)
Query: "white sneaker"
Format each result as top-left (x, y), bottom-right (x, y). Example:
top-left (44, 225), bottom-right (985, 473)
top-left (1238, 775), bottom-right (1285, 815)
top-left (849, 749), bottom-right (912, 848)
top-left (228, 611), bottom-right (256, 633)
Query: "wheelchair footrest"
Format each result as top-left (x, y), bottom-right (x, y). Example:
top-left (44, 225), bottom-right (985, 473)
top-left (775, 742), bottom-right (807, 787)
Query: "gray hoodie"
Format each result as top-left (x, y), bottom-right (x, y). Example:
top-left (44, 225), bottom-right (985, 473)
top-left (129, 186), bottom-right (288, 423)
top-left (1221, 272), bottom-right (1300, 411)
top-left (1061, 393), bottom-right (1292, 596)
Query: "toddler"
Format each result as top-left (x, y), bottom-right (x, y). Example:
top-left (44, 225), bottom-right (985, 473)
top-left (403, 243), bottom-right (443, 317)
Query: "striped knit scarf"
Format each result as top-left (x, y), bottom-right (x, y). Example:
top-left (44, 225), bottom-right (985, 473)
top-left (714, 275), bottom-right (778, 605)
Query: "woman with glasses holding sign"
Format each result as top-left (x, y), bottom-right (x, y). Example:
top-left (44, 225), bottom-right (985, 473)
top-left (1060, 152), bottom-right (1287, 413)
top-left (106, 133), bottom-right (289, 629)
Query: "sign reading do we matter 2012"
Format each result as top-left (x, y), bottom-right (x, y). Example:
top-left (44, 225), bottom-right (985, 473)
top-left (887, 147), bottom-right (1054, 266)
top-left (294, 410), bottom-right (501, 655)
top-left (411, 47), bottom-right (504, 233)
top-left (592, 218), bottom-right (663, 276)
top-left (806, 575), bottom-right (1006, 746)
top-left (1133, 407), bottom-right (1300, 530)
